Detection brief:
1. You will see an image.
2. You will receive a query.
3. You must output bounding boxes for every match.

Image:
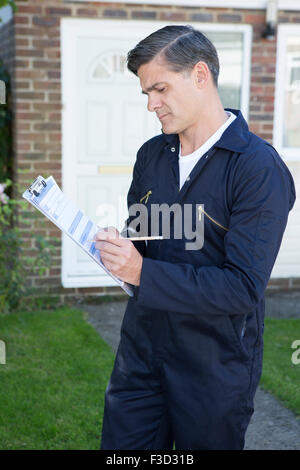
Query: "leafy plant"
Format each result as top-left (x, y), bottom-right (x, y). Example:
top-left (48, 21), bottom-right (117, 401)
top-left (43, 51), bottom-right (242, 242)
top-left (0, 0), bottom-right (17, 17)
top-left (0, 57), bottom-right (57, 313)
top-left (0, 180), bottom-right (58, 313)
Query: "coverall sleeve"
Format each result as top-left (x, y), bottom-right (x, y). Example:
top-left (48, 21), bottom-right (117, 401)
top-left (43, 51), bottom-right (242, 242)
top-left (135, 162), bottom-right (295, 315)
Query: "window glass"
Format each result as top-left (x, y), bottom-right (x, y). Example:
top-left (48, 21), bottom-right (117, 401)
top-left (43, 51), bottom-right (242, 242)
top-left (206, 32), bottom-right (244, 109)
top-left (283, 35), bottom-right (300, 148)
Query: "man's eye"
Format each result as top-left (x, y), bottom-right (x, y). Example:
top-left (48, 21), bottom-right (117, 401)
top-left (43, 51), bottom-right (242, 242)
top-left (157, 88), bottom-right (165, 93)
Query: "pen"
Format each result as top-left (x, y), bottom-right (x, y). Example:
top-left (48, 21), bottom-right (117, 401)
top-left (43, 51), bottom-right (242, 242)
top-left (87, 235), bottom-right (164, 242)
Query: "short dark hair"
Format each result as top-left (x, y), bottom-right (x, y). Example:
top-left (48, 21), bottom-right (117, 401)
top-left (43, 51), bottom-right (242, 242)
top-left (127, 25), bottom-right (220, 87)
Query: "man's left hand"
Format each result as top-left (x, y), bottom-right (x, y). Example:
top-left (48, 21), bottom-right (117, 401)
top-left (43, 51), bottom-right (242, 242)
top-left (94, 227), bottom-right (143, 286)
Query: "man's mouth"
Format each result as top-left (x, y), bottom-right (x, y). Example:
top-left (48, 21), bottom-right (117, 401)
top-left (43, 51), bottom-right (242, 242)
top-left (158, 113), bottom-right (169, 121)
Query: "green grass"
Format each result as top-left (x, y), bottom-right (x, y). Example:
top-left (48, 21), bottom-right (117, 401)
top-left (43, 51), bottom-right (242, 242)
top-left (0, 309), bottom-right (299, 449)
top-left (260, 317), bottom-right (300, 418)
top-left (0, 307), bottom-right (115, 450)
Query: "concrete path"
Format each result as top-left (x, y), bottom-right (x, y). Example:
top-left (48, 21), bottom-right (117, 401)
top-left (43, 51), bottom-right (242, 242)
top-left (80, 297), bottom-right (300, 450)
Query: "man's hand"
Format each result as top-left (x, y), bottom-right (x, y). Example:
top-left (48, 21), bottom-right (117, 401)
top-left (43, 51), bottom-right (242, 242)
top-left (94, 227), bottom-right (143, 286)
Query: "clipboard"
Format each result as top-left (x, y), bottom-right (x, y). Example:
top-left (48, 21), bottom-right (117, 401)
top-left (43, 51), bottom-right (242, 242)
top-left (22, 175), bottom-right (133, 297)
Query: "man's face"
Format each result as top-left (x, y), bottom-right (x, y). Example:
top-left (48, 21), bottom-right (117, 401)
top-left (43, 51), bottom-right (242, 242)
top-left (137, 57), bottom-right (202, 135)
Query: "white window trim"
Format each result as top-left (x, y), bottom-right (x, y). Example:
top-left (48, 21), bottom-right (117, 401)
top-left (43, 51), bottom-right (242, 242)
top-left (274, 24), bottom-right (300, 162)
top-left (66, 0), bottom-right (300, 10)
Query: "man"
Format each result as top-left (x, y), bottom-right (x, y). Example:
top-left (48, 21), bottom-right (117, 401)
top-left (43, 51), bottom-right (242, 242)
top-left (96, 25), bottom-right (296, 450)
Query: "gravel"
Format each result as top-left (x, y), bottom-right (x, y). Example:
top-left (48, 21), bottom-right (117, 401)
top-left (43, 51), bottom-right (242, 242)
top-left (80, 297), bottom-right (300, 450)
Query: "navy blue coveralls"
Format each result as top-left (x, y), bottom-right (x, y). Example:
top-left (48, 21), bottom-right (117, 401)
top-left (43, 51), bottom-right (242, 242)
top-left (101, 109), bottom-right (296, 450)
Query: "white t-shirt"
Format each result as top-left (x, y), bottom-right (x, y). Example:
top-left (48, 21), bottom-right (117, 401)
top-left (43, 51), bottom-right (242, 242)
top-left (178, 111), bottom-right (237, 190)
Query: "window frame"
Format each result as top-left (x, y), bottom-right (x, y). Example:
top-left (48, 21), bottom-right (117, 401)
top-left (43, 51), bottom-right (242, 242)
top-left (274, 24), bottom-right (300, 162)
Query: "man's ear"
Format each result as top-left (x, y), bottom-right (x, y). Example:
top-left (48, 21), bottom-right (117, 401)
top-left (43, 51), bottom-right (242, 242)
top-left (194, 61), bottom-right (209, 88)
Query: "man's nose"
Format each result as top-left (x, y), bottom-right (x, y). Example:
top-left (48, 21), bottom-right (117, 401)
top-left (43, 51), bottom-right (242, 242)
top-left (147, 94), bottom-right (162, 113)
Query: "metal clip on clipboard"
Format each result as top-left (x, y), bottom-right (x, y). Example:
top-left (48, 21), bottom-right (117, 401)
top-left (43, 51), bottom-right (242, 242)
top-left (28, 175), bottom-right (47, 197)
top-left (23, 175), bottom-right (133, 296)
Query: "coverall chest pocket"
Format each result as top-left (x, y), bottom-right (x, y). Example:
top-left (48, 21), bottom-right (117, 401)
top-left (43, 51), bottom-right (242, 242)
top-left (196, 195), bottom-right (230, 236)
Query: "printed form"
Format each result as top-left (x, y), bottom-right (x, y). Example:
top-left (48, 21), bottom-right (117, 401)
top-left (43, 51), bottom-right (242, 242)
top-left (23, 176), bottom-right (133, 296)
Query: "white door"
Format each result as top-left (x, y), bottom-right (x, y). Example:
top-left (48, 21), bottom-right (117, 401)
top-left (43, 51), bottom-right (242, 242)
top-left (61, 19), bottom-right (162, 288)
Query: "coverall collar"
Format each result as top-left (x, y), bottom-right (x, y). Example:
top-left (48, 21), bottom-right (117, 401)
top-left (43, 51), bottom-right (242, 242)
top-left (161, 108), bottom-right (250, 153)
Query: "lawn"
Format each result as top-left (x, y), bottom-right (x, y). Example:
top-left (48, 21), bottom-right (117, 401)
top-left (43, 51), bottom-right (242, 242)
top-left (0, 308), bottom-right (299, 450)
top-left (260, 317), bottom-right (300, 418)
top-left (0, 306), bottom-right (115, 450)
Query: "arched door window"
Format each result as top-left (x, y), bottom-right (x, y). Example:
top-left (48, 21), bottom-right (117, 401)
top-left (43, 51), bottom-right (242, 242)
top-left (88, 51), bottom-right (132, 82)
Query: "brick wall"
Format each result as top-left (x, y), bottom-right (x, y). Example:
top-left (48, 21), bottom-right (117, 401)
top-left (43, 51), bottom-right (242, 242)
top-left (1, 0), bottom-right (299, 302)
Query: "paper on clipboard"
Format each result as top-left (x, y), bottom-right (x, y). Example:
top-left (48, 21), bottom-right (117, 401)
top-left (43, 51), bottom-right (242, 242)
top-left (22, 175), bottom-right (133, 296)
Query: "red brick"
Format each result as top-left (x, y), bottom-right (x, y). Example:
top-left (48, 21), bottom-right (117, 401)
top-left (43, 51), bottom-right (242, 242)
top-left (16, 70), bottom-right (45, 79)
top-left (33, 103), bottom-right (61, 112)
top-left (17, 5), bottom-right (42, 14)
top-left (19, 132), bottom-right (46, 142)
top-left (15, 38), bottom-right (29, 47)
top-left (33, 60), bottom-right (60, 69)
top-left (16, 112), bottom-right (44, 121)
top-left (252, 55), bottom-right (276, 64)
top-left (46, 7), bottom-right (72, 16)
top-left (48, 113), bottom-right (61, 121)
top-left (33, 81), bottom-right (60, 90)
top-left (16, 92), bottom-right (45, 100)
top-left (32, 39), bottom-right (60, 48)
top-left (33, 16), bottom-right (59, 28)
top-left (48, 92), bottom-right (61, 101)
top-left (14, 59), bottom-right (30, 68)
top-left (15, 142), bottom-right (31, 152)
top-left (49, 268), bottom-right (61, 276)
top-left (15, 81), bottom-right (30, 90)
top-left (15, 102), bottom-right (31, 110)
top-left (16, 48), bottom-right (44, 58)
top-left (45, 50), bottom-right (61, 59)
top-left (244, 13), bottom-right (265, 23)
top-left (217, 13), bottom-right (242, 22)
top-left (14, 26), bottom-right (45, 36)
top-left (190, 12), bottom-right (213, 21)
top-left (49, 153), bottom-right (61, 161)
top-left (17, 122), bottom-right (31, 131)
top-left (103, 9), bottom-right (127, 18)
top-left (264, 105), bottom-right (274, 112)
top-left (33, 142), bottom-right (61, 152)
top-left (47, 71), bottom-right (61, 80)
top-left (77, 9), bottom-right (98, 17)
top-left (159, 11), bottom-right (187, 21)
top-left (14, 16), bottom-right (30, 25)
top-left (33, 122), bottom-right (60, 131)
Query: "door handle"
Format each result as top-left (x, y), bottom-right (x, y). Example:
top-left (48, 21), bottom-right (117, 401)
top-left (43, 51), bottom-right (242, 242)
top-left (98, 165), bottom-right (133, 174)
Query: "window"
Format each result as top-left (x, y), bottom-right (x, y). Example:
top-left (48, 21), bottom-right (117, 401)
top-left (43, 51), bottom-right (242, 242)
top-left (197, 24), bottom-right (252, 118)
top-left (274, 25), bottom-right (300, 161)
top-left (88, 51), bottom-right (132, 81)
top-left (206, 31), bottom-right (245, 110)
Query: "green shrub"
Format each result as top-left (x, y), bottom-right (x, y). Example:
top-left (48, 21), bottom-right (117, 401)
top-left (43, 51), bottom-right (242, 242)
top-left (0, 180), bottom-right (58, 313)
